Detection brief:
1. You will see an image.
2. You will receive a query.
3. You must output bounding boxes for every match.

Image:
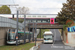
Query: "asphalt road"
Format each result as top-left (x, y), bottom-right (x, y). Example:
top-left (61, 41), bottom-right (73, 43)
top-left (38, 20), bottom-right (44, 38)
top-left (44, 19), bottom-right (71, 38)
top-left (39, 29), bottom-right (75, 50)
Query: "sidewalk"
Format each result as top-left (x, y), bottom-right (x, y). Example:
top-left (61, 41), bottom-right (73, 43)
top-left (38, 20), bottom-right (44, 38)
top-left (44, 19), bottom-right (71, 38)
top-left (63, 41), bottom-right (75, 47)
top-left (59, 30), bottom-right (75, 47)
top-left (31, 41), bottom-right (42, 43)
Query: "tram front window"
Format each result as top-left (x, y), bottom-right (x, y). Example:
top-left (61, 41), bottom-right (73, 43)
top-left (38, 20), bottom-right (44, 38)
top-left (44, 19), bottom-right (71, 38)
top-left (8, 33), bottom-right (15, 41)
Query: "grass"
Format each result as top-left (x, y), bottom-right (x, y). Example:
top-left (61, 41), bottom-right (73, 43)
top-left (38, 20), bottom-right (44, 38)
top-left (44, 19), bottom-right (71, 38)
top-left (0, 43), bottom-right (35, 50)
top-left (37, 29), bottom-right (50, 38)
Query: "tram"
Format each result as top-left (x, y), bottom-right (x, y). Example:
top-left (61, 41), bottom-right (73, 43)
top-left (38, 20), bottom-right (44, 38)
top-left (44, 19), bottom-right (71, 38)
top-left (7, 29), bottom-right (33, 44)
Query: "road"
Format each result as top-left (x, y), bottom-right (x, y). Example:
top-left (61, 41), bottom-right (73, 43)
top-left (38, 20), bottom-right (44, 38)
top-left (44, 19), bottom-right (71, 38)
top-left (39, 29), bottom-right (75, 50)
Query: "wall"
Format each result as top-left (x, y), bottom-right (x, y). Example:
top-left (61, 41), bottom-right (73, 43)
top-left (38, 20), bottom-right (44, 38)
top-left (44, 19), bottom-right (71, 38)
top-left (63, 31), bottom-right (66, 43)
top-left (0, 27), bottom-right (14, 46)
top-left (68, 32), bottom-right (75, 44)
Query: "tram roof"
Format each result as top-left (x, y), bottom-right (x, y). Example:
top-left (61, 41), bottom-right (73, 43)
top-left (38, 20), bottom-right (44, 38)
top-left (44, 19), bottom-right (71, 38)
top-left (18, 31), bottom-right (33, 34)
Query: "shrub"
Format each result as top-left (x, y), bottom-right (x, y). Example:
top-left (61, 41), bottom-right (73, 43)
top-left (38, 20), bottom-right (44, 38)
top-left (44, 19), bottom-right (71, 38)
top-left (63, 25), bottom-right (69, 31)
top-left (66, 19), bottom-right (74, 26)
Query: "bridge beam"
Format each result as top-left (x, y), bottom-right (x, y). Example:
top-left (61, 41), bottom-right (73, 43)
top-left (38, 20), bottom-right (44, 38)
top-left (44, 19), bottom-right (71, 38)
top-left (30, 25), bottom-right (63, 29)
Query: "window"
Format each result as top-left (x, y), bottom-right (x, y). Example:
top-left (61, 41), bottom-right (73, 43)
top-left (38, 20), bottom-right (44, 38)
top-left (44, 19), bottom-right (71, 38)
top-left (18, 33), bottom-right (24, 40)
top-left (38, 16), bottom-right (41, 17)
top-left (8, 33), bottom-right (15, 40)
top-left (37, 20), bottom-right (41, 23)
top-left (44, 35), bottom-right (53, 40)
top-left (32, 20), bottom-right (36, 22)
top-left (33, 16), bottom-right (36, 17)
top-left (27, 16), bottom-right (31, 17)
top-left (42, 20), bottom-right (46, 23)
top-left (43, 16), bottom-right (46, 17)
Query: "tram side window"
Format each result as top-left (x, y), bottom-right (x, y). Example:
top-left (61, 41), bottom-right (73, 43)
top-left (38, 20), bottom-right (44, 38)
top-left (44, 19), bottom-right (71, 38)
top-left (18, 33), bottom-right (24, 40)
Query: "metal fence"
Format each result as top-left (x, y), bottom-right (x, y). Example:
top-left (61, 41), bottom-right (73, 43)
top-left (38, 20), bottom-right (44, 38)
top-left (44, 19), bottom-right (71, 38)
top-left (0, 16), bottom-right (24, 29)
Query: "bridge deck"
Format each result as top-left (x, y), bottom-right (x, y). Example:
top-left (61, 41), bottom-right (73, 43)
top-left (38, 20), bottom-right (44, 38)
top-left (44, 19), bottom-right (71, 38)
top-left (29, 23), bottom-right (63, 29)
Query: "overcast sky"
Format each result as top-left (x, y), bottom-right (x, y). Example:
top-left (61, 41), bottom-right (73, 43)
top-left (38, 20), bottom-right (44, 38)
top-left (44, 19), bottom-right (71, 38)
top-left (0, 0), bottom-right (66, 14)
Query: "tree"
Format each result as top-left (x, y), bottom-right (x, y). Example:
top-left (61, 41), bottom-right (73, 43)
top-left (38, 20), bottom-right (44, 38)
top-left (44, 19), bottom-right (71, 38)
top-left (0, 5), bottom-right (11, 14)
top-left (56, 0), bottom-right (75, 24)
top-left (17, 6), bottom-right (29, 14)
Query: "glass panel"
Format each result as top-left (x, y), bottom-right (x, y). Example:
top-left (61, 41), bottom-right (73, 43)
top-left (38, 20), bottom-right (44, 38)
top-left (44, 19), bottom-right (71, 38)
top-left (38, 16), bottom-right (41, 17)
top-left (8, 33), bottom-right (15, 40)
top-left (32, 20), bottom-right (36, 22)
top-left (44, 35), bottom-right (53, 40)
top-left (33, 16), bottom-right (36, 17)
top-left (18, 33), bottom-right (24, 40)
top-left (37, 20), bottom-right (41, 23)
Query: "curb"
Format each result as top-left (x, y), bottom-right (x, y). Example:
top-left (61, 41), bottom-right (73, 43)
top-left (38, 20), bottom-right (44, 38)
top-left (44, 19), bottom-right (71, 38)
top-left (29, 42), bottom-right (42, 50)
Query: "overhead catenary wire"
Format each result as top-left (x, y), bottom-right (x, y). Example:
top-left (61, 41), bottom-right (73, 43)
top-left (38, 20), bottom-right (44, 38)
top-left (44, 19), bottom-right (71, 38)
top-left (12, 0), bottom-right (17, 9)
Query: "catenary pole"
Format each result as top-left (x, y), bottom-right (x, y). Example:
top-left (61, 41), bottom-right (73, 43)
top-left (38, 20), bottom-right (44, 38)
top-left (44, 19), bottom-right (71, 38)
top-left (33, 22), bottom-right (34, 42)
top-left (16, 10), bottom-right (18, 46)
top-left (29, 21), bottom-right (30, 42)
top-left (24, 15), bottom-right (26, 44)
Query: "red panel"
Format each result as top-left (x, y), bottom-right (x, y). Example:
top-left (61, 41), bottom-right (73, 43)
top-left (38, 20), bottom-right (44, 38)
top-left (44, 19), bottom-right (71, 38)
top-left (50, 18), bottom-right (54, 24)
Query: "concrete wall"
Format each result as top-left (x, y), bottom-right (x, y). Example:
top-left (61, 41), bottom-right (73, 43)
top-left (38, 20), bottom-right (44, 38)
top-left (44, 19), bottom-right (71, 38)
top-left (68, 32), bottom-right (75, 44)
top-left (0, 27), bottom-right (14, 46)
top-left (63, 31), bottom-right (66, 43)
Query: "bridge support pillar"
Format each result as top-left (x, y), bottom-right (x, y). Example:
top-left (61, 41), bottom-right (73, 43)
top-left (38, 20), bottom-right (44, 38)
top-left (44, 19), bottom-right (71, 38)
top-left (61, 28), bottom-right (64, 41)
top-left (40, 29), bottom-right (41, 39)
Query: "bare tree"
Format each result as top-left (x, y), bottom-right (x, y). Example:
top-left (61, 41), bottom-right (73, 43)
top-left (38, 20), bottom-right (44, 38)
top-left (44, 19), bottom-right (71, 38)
top-left (17, 6), bottom-right (29, 14)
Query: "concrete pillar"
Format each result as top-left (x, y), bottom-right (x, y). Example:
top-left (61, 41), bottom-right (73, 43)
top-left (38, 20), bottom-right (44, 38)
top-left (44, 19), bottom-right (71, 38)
top-left (40, 29), bottom-right (41, 39)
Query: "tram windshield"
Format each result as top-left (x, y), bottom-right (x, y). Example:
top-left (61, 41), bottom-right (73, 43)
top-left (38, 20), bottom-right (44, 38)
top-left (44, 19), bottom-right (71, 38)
top-left (8, 33), bottom-right (15, 40)
top-left (7, 29), bottom-right (15, 40)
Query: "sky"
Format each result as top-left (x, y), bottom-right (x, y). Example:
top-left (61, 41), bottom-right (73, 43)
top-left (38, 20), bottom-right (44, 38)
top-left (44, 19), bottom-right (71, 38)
top-left (0, 0), bottom-right (66, 14)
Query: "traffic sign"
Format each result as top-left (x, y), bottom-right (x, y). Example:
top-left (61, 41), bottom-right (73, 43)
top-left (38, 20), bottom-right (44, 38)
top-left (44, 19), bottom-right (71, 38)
top-left (67, 26), bottom-right (75, 32)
